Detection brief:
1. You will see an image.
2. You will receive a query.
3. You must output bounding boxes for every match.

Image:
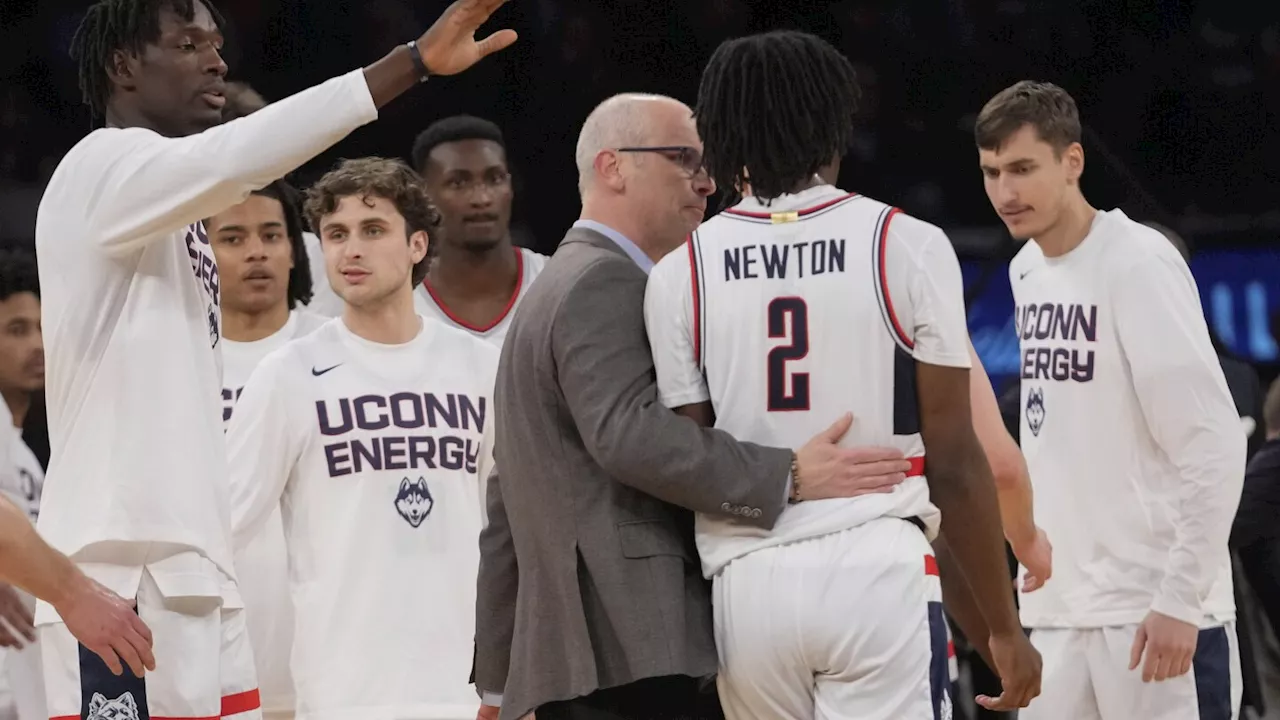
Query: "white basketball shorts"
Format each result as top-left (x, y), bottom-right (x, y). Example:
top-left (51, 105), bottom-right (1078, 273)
top-left (41, 569), bottom-right (261, 720)
top-left (712, 516), bottom-right (951, 720)
top-left (1020, 622), bottom-right (1242, 720)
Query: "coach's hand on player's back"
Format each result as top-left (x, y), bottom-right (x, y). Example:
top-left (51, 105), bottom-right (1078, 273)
top-left (1129, 610), bottom-right (1198, 682)
top-left (417, 0), bottom-right (519, 77)
top-left (55, 575), bottom-right (155, 678)
top-left (977, 630), bottom-right (1043, 711)
top-left (793, 413), bottom-right (913, 500)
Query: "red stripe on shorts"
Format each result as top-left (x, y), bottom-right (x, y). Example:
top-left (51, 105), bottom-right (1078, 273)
top-left (925, 554), bottom-right (940, 577)
top-left (53, 689), bottom-right (261, 720)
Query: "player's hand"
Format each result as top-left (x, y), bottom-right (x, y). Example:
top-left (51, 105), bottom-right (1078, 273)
top-left (794, 413), bottom-right (912, 501)
top-left (417, 0), bottom-right (519, 77)
top-left (0, 583), bottom-right (35, 648)
top-left (55, 576), bottom-right (155, 678)
top-left (976, 630), bottom-right (1042, 711)
top-left (475, 704), bottom-right (500, 720)
top-left (1010, 526), bottom-right (1053, 592)
top-left (1129, 610), bottom-right (1198, 682)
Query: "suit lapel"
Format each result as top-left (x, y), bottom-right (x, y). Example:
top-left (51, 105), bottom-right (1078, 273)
top-left (559, 227), bottom-right (631, 260)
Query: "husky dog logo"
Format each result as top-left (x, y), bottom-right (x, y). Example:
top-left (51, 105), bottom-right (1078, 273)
top-left (87, 692), bottom-right (140, 720)
top-left (1026, 386), bottom-right (1046, 437)
top-left (939, 688), bottom-right (953, 720)
top-left (395, 477), bottom-right (434, 527)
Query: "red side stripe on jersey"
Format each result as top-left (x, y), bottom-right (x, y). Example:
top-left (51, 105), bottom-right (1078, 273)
top-left (723, 192), bottom-right (859, 219)
top-left (906, 455), bottom-right (925, 477)
top-left (50, 691), bottom-right (261, 720)
top-left (686, 234), bottom-right (701, 366)
top-left (925, 554), bottom-right (940, 577)
top-left (876, 207), bottom-right (914, 350)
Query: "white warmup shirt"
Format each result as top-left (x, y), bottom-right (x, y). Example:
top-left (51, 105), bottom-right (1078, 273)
top-left (0, 405), bottom-right (46, 720)
top-left (413, 247), bottom-right (548, 347)
top-left (227, 316), bottom-right (497, 720)
top-left (1010, 208), bottom-right (1245, 629)
top-left (645, 185), bottom-right (972, 578)
top-left (32, 69), bottom-right (379, 620)
top-left (221, 309), bottom-right (326, 714)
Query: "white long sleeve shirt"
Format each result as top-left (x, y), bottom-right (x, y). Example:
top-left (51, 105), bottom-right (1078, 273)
top-left (1011, 208), bottom-right (1245, 629)
top-left (228, 317), bottom-right (497, 720)
top-left (33, 69), bottom-right (378, 622)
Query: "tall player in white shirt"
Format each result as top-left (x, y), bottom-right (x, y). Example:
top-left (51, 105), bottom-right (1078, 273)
top-left (0, 250), bottom-right (48, 720)
top-left (975, 80), bottom-right (1246, 719)
top-left (645, 31), bottom-right (1041, 719)
top-left (207, 182), bottom-right (326, 720)
top-left (228, 158), bottom-right (497, 720)
top-left (34, 0), bottom-right (515, 717)
top-left (410, 115), bottom-right (547, 346)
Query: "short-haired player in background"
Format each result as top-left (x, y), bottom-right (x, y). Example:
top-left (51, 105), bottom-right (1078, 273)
top-left (976, 80), bottom-right (1246, 719)
top-left (228, 158), bottom-right (498, 720)
top-left (0, 249), bottom-right (47, 720)
top-left (33, 0), bottom-right (515, 714)
top-left (644, 30), bottom-right (1041, 719)
top-left (410, 115), bottom-right (547, 346)
top-left (208, 180), bottom-right (326, 720)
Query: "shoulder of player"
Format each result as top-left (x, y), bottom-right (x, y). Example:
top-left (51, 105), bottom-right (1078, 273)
top-left (1009, 240), bottom-right (1044, 282)
top-left (1096, 211), bottom-right (1188, 280)
top-left (650, 240), bottom-right (694, 285)
top-left (518, 247), bottom-right (550, 276)
top-left (877, 206), bottom-right (954, 265)
top-left (422, 317), bottom-right (501, 368)
top-left (291, 310), bottom-right (330, 338)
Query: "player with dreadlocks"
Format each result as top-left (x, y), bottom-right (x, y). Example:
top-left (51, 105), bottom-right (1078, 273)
top-left (644, 30), bottom-right (1043, 718)
top-left (33, 0), bottom-right (516, 718)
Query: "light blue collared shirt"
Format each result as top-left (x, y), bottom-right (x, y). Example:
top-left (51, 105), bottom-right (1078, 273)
top-left (572, 219), bottom-right (654, 274)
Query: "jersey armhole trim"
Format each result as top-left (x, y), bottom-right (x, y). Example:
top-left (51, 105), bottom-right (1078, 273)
top-left (687, 232), bottom-right (707, 372)
top-left (872, 206), bottom-right (915, 352)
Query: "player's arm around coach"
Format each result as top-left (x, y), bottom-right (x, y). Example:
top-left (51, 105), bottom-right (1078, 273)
top-left (0, 493), bottom-right (153, 677)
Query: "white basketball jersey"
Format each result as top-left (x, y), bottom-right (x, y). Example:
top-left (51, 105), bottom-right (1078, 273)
top-left (413, 247), bottom-right (547, 347)
top-left (646, 185), bottom-right (972, 578)
top-left (221, 310), bottom-right (328, 425)
top-left (226, 316), bottom-right (497, 720)
top-left (0, 418), bottom-right (46, 720)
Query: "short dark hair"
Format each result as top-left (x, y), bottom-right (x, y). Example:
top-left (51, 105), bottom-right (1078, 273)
top-left (974, 80), bottom-right (1081, 153)
top-left (303, 158), bottom-right (441, 287)
top-left (70, 0), bottom-right (227, 118)
top-left (248, 181), bottom-right (313, 309)
top-left (694, 30), bottom-right (860, 203)
top-left (410, 115), bottom-right (505, 175)
top-left (0, 249), bottom-right (40, 303)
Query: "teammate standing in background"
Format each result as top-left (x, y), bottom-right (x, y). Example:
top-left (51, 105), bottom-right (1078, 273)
top-left (33, 0), bottom-right (515, 715)
top-left (0, 249), bottom-right (47, 720)
top-left (645, 30), bottom-right (1041, 719)
top-left (208, 181), bottom-right (326, 720)
top-left (976, 80), bottom-right (1245, 719)
top-left (410, 115), bottom-right (547, 345)
top-left (228, 158), bottom-right (498, 720)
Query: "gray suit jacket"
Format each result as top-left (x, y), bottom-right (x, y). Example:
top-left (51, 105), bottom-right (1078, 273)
top-left (473, 227), bottom-right (792, 720)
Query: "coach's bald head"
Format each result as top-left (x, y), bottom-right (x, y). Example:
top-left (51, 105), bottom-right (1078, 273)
top-left (575, 93), bottom-right (715, 260)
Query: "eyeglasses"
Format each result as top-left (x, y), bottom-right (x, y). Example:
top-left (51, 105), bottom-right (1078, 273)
top-left (616, 146), bottom-right (707, 178)
top-left (440, 170), bottom-right (512, 195)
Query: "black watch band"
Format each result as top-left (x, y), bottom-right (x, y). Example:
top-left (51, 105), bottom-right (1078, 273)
top-left (406, 41), bottom-right (431, 83)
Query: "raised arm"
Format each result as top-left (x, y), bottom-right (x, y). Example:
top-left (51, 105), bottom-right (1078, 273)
top-left (81, 0), bottom-right (516, 256)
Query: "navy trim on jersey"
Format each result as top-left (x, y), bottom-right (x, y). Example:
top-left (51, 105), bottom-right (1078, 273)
top-left (1194, 626), bottom-right (1233, 720)
top-left (687, 232), bottom-right (708, 372)
top-left (871, 206), bottom-right (914, 353)
top-left (720, 192), bottom-right (860, 224)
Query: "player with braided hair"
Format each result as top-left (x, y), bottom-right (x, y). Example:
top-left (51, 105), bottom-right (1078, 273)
top-left (645, 30), bottom-right (1043, 718)
top-left (35, 1), bottom-right (516, 718)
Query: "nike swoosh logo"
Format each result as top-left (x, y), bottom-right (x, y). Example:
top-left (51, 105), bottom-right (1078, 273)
top-left (312, 364), bottom-right (342, 377)
top-left (1019, 269), bottom-right (1034, 279)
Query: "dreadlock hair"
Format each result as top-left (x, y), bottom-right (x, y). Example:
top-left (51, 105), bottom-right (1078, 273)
top-left (410, 115), bottom-right (506, 175)
top-left (0, 249), bottom-right (40, 303)
top-left (249, 181), bottom-right (313, 309)
top-left (69, 0), bottom-right (227, 119)
top-left (694, 30), bottom-right (860, 203)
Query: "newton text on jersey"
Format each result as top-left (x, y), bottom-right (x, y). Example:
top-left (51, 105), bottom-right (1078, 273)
top-left (316, 391), bottom-right (485, 478)
top-left (1015, 302), bottom-right (1097, 382)
top-left (723, 239), bottom-right (846, 281)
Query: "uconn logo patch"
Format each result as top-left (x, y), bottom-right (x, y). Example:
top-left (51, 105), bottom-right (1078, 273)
top-left (87, 692), bottom-right (140, 720)
top-left (1026, 387), bottom-right (1046, 437)
top-left (184, 222), bottom-right (221, 348)
top-left (395, 477), bottom-right (433, 527)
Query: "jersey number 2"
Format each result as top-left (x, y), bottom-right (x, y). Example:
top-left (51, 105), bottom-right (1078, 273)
top-left (767, 297), bottom-right (809, 411)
